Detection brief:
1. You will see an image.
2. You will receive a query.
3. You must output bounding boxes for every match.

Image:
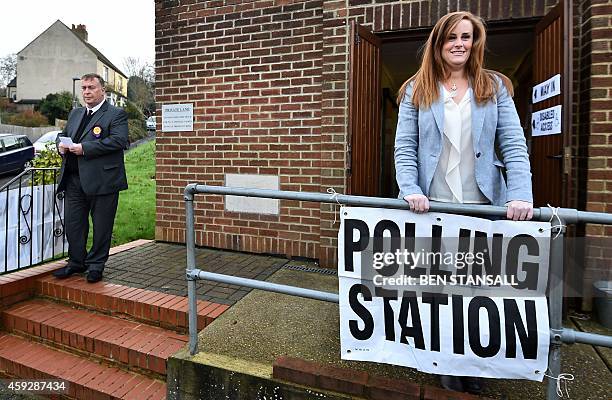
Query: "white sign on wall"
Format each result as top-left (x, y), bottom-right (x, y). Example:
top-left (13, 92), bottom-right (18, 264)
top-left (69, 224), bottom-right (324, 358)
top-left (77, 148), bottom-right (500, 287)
top-left (338, 207), bottom-right (551, 381)
top-left (531, 105), bottom-right (562, 136)
top-left (225, 174), bottom-right (280, 215)
top-left (532, 74), bottom-right (561, 104)
top-left (162, 103), bottom-right (194, 132)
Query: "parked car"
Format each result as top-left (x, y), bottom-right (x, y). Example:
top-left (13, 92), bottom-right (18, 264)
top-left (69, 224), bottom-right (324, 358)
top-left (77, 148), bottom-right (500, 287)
top-left (146, 116), bottom-right (156, 131)
top-left (33, 130), bottom-right (61, 155)
top-left (0, 134), bottom-right (35, 175)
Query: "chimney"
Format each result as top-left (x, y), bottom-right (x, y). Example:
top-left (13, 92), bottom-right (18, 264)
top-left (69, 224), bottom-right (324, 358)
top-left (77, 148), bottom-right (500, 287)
top-left (71, 24), bottom-right (88, 42)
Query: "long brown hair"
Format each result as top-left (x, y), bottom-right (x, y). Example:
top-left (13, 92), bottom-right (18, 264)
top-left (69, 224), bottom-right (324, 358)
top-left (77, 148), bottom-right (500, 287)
top-left (397, 11), bottom-right (513, 108)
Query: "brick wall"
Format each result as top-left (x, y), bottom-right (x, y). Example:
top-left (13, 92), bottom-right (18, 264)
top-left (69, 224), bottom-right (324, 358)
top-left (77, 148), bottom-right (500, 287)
top-left (577, 0), bottom-right (612, 309)
top-left (155, 0), bottom-right (324, 259)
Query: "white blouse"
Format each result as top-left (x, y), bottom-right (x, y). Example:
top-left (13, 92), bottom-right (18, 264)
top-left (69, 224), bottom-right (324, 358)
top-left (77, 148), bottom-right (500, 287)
top-left (429, 87), bottom-right (488, 204)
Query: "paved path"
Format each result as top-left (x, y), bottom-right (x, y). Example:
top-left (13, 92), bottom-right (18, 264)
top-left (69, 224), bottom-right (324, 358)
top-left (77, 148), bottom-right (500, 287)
top-left (102, 242), bottom-right (288, 305)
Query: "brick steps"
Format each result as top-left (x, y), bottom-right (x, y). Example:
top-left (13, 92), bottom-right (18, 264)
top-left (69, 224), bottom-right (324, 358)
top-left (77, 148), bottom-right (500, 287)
top-left (36, 275), bottom-right (229, 331)
top-left (0, 332), bottom-right (165, 399)
top-left (0, 246), bottom-right (233, 400)
top-left (2, 299), bottom-right (188, 376)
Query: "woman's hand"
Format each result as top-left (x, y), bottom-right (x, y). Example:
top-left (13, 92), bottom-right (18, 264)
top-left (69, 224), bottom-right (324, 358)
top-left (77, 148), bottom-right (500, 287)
top-left (506, 200), bottom-right (533, 221)
top-left (403, 194), bottom-right (430, 213)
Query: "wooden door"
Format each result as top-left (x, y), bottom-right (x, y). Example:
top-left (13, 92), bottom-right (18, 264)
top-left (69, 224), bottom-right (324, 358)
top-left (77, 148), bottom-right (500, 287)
top-left (347, 21), bottom-right (381, 196)
top-left (530, 1), bottom-right (572, 207)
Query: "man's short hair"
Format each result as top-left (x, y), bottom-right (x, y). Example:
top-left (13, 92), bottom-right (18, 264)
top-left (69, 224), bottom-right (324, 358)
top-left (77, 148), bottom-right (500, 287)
top-left (81, 73), bottom-right (105, 88)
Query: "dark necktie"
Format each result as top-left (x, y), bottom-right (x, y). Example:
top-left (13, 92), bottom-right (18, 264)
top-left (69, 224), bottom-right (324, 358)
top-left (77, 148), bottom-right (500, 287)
top-left (75, 109), bottom-right (94, 143)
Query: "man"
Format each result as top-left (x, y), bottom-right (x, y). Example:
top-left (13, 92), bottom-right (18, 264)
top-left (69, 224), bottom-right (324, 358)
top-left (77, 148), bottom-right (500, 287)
top-left (53, 73), bottom-right (128, 283)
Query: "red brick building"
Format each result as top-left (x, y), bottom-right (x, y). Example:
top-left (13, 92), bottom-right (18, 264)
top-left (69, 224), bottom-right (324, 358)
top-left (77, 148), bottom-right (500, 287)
top-left (154, 0), bottom-right (610, 305)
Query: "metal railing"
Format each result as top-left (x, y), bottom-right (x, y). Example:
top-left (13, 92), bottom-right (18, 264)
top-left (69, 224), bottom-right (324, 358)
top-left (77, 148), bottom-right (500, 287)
top-left (184, 184), bottom-right (612, 400)
top-left (0, 168), bottom-right (66, 273)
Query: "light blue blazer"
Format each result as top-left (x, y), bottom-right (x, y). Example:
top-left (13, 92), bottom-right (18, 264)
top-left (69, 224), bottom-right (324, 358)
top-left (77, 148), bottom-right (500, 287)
top-left (394, 77), bottom-right (533, 206)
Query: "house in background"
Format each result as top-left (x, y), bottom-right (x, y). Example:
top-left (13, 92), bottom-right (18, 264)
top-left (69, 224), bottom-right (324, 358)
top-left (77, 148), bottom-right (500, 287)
top-left (14, 20), bottom-right (127, 108)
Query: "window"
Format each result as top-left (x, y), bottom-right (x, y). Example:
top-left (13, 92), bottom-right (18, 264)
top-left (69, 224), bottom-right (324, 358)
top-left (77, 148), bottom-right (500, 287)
top-left (2, 137), bottom-right (21, 151)
top-left (18, 137), bottom-right (32, 147)
top-left (103, 66), bottom-right (109, 82)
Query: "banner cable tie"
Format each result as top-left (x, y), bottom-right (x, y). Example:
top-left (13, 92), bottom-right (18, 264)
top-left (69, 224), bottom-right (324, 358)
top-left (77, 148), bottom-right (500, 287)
top-left (539, 204), bottom-right (566, 239)
top-left (327, 187), bottom-right (343, 225)
top-left (543, 370), bottom-right (574, 398)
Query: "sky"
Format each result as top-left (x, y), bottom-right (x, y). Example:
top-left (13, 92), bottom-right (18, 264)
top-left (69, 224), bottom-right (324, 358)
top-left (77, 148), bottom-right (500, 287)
top-left (1, 0), bottom-right (155, 70)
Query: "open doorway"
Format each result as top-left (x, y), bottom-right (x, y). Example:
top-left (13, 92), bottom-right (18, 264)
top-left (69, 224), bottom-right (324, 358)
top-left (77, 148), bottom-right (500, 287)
top-left (378, 21), bottom-right (537, 198)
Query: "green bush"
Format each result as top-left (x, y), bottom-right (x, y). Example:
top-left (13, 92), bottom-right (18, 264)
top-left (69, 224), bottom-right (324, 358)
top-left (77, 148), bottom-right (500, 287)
top-left (37, 92), bottom-right (72, 125)
top-left (128, 119), bottom-right (147, 143)
top-left (127, 76), bottom-right (155, 117)
top-left (124, 101), bottom-right (144, 121)
top-left (6, 110), bottom-right (49, 127)
top-left (30, 143), bottom-right (62, 185)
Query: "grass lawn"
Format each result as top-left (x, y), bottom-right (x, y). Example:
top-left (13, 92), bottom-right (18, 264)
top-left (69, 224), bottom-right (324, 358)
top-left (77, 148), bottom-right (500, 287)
top-left (86, 140), bottom-right (156, 248)
top-left (112, 140), bottom-right (156, 246)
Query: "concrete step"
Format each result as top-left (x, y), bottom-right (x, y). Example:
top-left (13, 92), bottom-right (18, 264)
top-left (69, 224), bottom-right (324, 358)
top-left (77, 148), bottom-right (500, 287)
top-left (36, 275), bottom-right (229, 331)
top-left (2, 299), bottom-right (188, 376)
top-left (0, 332), bottom-right (166, 399)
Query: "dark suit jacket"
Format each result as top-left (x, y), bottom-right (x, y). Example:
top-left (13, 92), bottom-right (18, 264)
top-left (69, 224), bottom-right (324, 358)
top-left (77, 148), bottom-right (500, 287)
top-left (57, 101), bottom-right (129, 195)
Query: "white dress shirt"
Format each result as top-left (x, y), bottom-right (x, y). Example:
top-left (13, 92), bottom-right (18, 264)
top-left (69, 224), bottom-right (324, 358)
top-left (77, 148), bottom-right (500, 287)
top-left (87, 99), bottom-right (105, 115)
top-left (429, 87), bottom-right (488, 204)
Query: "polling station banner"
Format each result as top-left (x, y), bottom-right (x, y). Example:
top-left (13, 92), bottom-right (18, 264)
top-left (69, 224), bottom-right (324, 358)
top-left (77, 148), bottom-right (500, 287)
top-left (338, 206), bottom-right (551, 381)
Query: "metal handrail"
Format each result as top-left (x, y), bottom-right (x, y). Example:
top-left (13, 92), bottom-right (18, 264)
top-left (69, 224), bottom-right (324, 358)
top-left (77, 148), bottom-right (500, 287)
top-left (0, 167), bottom-right (60, 192)
top-left (184, 184), bottom-right (612, 400)
top-left (184, 184), bottom-right (612, 225)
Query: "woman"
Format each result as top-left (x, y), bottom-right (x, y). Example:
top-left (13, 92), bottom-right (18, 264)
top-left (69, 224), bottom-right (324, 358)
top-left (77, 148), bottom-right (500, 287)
top-left (394, 11), bottom-right (533, 394)
top-left (395, 11), bottom-right (533, 221)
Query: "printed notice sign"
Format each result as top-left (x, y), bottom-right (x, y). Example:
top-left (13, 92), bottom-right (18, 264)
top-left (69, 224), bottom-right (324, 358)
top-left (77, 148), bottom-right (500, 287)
top-left (531, 105), bottom-right (562, 136)
top-left (532, 74), bottom-right (561, 104)
top-left (162, 103), bottom-right (193, 132)
top-left (338, 207), bottom-right (551, 381)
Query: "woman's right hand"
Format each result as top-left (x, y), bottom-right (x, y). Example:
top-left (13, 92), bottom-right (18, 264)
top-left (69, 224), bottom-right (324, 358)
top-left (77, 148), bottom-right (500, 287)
top-left (403, 194), bottom-right (430, 213)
